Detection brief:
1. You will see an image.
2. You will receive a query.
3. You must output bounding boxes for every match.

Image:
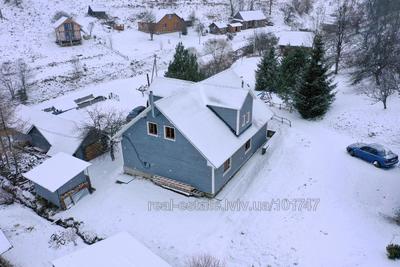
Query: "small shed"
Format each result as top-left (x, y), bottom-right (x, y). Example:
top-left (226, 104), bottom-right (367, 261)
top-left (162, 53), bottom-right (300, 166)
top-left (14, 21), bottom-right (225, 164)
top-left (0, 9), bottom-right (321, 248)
top-left (88, 5), bottom-right (107, 19)
top-left (233, 10), bottom-right (267, 29)
top-left (0, 230), bottom-right (12, 255)
top-left (54, 17), bottom-right (82, 46)
top-left (52, 232), bottom-right (172, 267)
top-left (209, 22), bottom-right (227, 34)
top-left (276, 31), bottom-right (314, 55)
top-left (23, 153), bottom-right (92, 210)
top-left (227, 22), bottom-right (242, 33)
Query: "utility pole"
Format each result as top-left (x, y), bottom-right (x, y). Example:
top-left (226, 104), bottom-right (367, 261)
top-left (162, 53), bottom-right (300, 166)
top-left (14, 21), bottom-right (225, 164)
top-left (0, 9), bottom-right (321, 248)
top-left (151, 54), bottom-right (158, 83)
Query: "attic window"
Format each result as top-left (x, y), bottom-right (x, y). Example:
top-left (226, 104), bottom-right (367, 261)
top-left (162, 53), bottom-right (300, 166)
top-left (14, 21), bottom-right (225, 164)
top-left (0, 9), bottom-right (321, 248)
top-left (147, 122), bottom-right (158, 136)
top-left (242, 114), bottom-right (246, 126)
top-left (164, 126), bottom-right (175, 141)
top-left (223, 158), bottom-right (231, 175)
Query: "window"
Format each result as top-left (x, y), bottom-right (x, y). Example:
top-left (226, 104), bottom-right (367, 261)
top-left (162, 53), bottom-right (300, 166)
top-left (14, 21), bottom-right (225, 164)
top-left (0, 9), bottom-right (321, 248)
top-left (245, 139), bottom-right (251, 153)
top-left (147, 122), bottom-right (158, 136)
top-left (164, 126), bottom-right (175, 141)
top-left (164, 23), bottom-right (167, 28)
top-left (223, 158), bottom-right (231, 175)
top-left (242, 114), bottom-right (246, 126)
top-left (246, 111), bottom-right (251, 123)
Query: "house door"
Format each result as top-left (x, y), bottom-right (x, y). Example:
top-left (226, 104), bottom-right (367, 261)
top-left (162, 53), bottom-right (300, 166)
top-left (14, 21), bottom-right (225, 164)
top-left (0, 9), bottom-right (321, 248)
top-left (64, 23), bottom-right (73, 41)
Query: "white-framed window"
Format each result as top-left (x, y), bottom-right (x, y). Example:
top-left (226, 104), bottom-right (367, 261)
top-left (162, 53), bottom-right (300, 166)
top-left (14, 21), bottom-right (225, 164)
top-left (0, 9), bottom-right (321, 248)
top-left (244, 138), bottom-right (251, 154)
top-left (246, 111), bottom-right (251, 123)
top-left (164, 126), bottom-right (176, 141)
top-left (242, 114), bottom-right (246, 126)
top-left (223, 158), bottom-right (231, 175)
top-left (147, 122), bottom-right (158, 137)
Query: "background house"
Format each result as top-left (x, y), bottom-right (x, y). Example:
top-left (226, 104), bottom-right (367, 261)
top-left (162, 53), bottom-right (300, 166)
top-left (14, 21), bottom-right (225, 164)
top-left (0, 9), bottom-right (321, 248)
top-left (227, 22), bottom-right (242, 33)
top-left (115, 70), bottom-right (273, 197)
top-left (23, 152), bottom-right (92, 210)
top-left (276, 31), bottom-right (314, 55)
top-left (138, 10), bottom-right (185, 34)
top-left (88, 5), bottom-right (107, 19)
top-left (232, 10), bottom-right (267, 29)
top-left (209, 22), bottom-right (227, 34)
top-left (53, 17), bottom-right (82, 46)
top-left (52, 232), bottom-right (171, 267)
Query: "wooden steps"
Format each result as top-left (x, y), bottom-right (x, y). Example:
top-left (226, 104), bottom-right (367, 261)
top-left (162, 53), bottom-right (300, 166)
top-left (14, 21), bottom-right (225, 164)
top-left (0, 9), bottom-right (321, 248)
top-left (151, 175), bottom-right (204, 197)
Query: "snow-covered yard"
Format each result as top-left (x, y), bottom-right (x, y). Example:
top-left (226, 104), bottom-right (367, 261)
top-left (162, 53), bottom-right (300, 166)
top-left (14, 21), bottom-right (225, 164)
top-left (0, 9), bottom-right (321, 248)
top-left (2, 58), bottom-right (400, 266)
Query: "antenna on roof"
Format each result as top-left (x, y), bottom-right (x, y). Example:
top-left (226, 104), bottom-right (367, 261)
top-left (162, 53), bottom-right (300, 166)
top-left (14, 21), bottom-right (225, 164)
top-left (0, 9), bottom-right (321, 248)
top-left (151, 54), bottom-right (158, 83)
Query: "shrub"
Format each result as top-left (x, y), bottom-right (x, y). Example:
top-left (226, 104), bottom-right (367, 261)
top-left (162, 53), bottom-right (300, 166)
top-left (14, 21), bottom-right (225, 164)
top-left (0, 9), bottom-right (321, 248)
top-left (0, 256), bottom-right (14, 267)
top-left (187, 254), bottom-right (225, 267)
top-left (387, 244), bottom-right (400, 260)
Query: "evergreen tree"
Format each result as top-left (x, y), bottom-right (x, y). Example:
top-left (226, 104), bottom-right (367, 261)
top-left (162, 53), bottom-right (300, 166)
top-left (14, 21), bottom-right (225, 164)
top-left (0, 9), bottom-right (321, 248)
top-left (277, 48), bottom-right (309, 106)
top-left (165, 42), bottom-right (203, 82)
top-left (293, 34), bottom-right (336, 119)
top-left (255, 48), bottom-right (279, 92)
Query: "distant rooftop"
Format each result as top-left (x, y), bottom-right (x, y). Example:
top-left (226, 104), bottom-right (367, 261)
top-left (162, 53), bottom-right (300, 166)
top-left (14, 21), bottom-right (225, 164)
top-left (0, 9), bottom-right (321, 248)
top-left (0, 230), bottom-right (12, 255)
top-left (236, 10), bottom-right (266, 21)
top-left (277, 31), bottom-right (314, 48)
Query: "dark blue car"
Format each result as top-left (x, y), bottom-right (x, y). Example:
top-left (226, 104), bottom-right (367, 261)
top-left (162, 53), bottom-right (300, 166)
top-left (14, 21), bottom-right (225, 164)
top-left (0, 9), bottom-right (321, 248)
top-left (347, 143), bottom-right (399, 168)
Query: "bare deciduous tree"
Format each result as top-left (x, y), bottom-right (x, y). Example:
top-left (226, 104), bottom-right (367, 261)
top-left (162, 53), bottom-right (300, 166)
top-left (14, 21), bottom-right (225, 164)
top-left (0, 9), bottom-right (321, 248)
top-left (202, 39), bottom-right (234, 77)
top-left (16, 59), bottom-right (32, 102)
top-left (194, 22), bottom-right (205, 44)
top-left (71, 56), bottom-right (82, 80)
top-left (79, 107), bottom-right (125, 161)
top-left (0, 62), bottom-right (17, 100)
top-left (140, 10), bottom-right (156, 40)
top-left (187, 254), bottom-right (225, 267)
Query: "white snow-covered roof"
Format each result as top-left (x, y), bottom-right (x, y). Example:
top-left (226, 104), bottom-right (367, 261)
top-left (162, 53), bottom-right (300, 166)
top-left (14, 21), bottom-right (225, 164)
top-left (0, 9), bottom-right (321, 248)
top-left (116, 69), bottom-right (273, 168)
top-left (228, 22), bottom-right (243, 27)
top-left (211, 22), bottom-right (227, 29)
top-left (52, 232), bottom-right (171, 267)
top-left (89, 4), bottom-right (106, 12)
top-left (16, 105), bottom-right (84, 156)
top-left (149, 77), bottom-right (195, 98)
top-left (23, 152), bottom-right (91, 192)
top-left (0, 230), bottom-right (12, 255)
top-left (236, 10), bottom-right (266, 21)
top-left (153, 9), bottom-right (182, 22)
top-left (53, 16), bottom-right (69, 29)
top-left (277, 31), bottom-right (314, 48)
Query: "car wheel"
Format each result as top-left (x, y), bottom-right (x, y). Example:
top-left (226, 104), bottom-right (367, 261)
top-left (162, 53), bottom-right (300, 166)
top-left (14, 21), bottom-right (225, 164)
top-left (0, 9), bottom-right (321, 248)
top-left (373, 161), bottom-right (381, 168)
top-left (349, 150), bottom-right (355, 156)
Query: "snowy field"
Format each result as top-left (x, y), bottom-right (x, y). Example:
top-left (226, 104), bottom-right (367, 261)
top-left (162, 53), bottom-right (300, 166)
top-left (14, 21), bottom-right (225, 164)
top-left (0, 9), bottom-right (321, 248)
top-left (1, 0), bottom-right (400, 266)
top-left (2, 58), bottom-right (400, 266)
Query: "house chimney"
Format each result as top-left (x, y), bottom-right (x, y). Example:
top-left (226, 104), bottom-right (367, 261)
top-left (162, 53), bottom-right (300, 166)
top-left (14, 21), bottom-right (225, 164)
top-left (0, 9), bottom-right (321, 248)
top-left (149, 90), bottom-right (155, 117)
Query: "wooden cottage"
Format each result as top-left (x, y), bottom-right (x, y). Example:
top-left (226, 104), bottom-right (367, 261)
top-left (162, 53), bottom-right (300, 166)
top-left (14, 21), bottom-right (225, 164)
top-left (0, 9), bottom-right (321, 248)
top-left (138, 10), bottom-right (185, 34)
top-left (209, 22), bottom-right (228, 34)
top-left (233, 10), bottom-right (267, 30)
top-left (227, 22), bottom-right (242, 33)
top-left (23, 153), bottom-right (92, 210)
top-left (54, 17), bottom-right (82, 46)
top-left (88, 5), bottom-right (107, 19)
top-left (276, 31), bottom-right (314, 55)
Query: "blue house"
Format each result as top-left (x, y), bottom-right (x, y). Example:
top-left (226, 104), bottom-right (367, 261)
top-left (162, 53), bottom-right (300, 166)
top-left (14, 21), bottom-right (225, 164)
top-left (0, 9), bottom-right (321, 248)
top-left (115, 70), bottom-right (273, 196)
top-left (23, 152), bottom-right (92, 209)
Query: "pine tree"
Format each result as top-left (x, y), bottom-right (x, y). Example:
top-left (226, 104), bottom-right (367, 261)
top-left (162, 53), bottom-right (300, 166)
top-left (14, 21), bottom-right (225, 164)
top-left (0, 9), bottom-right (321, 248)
top-left (293, 34), bottom-right (336, 119)
top-left (165, 42), bottom-right (203, 82)
top-left (255, 48), bottom-right (279, 92)
top-left (277, 48), bottom-right (309, 105)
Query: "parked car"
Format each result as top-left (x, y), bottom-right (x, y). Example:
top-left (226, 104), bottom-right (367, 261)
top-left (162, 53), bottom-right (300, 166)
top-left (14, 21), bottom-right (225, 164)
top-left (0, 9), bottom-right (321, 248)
top-left (346, 143), bottom-right (399, 168)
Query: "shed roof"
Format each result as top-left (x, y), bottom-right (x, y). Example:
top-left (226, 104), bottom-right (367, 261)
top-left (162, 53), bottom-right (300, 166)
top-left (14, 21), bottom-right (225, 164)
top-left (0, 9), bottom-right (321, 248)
top-left (16, 105), bottom-right (84, 156)
top-left (52, 232), bottom-right (171, 267)
top-left (53, 16), bottom-right (70, 28)
top-left (23, 152), bottom-right (91, 192)
top-left (277, 31), bottom-right (314, 48)
top-left (89, 4), bottom-right (106, 12)
top-left (236, 10), bottom-right (266, 21)
top-left (0, 230), bottom-right (12, 255)
top-left (211, 22), bottom-right (227, 29)
top-left (228, 22), bottom-right (243, 27)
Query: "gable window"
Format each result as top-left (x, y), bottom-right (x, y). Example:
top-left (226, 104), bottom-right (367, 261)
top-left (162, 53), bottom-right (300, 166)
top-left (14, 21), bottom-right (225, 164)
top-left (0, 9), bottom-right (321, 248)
top-left (223, 158), bottom-right (231, 175)
top-left (242, 114), bottom-right (246, 126)
top-left (244, 139), bottom-right (251, 153)
top-left (246, 111), bottom-right (251, 123)
top-left (147, 122), bottom-right (158, 136)
top-left (164, 126), bottom-right (175, 141)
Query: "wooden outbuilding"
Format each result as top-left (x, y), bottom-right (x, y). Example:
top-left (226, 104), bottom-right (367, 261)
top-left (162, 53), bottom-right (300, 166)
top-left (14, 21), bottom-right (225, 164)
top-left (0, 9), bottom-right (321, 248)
top-left (209, 22), bottom-right (228, 34)
top-left (232, 10), bottom-right (267, 30)
top-left (88, 5), bottom-right (107, 19)
top-left (54, 17), bottom-right (82, 46)
top-left (138, 10), bottom-right (186, 34)
top-left (227, 22), bottom-right (242, 33)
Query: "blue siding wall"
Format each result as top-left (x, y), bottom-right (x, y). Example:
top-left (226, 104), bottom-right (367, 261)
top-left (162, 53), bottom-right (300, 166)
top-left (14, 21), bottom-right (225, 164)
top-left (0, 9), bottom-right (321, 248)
top-left (33, 171), bottom-right (88, 208)
top-left (208, 106), bottom-right (237, 134)
top-left (122, 108), bottom-right (213, 193)
top-left (238, 94), bottom-right (253, 135)
top-left (28, 127), bottom-right (51, 152)
top-left (214, 123), bottom-right (267, 193)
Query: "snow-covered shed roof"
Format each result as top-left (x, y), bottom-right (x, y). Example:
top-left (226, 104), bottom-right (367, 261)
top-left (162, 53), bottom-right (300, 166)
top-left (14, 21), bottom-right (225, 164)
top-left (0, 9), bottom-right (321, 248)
top-left (211, 22), bottom-right (227, 29)
top-left (89, 4), bottom-right (106, 12)
top-left (149, 77), bottom-right (195, 98)
top-left (277, 31), bottom-right (314, 48)
top-left (52, 232), bottom-right (171, 267)
top-left (228, 22), bottom-right (243, 27)
top-left (236, 10), bottom-right (266, 21)
top-left (23, 152), bottom-right (91, 193)
top-left (0, 230), bottom-right (12, 255)
top-left (15, 105), bottom-right (84, 156)
top-left (153, 9), bottom-right (184, 22)
top-left (53, 16), bottom-right (69, 28)
top-left (115, 69), bottom-right (273, 168)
